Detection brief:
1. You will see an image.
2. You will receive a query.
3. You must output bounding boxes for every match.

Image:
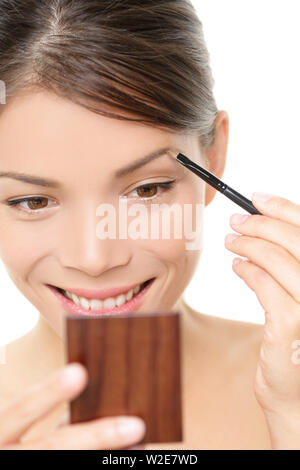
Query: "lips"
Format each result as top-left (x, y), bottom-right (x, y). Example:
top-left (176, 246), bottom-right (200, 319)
top-left (49, 280), bottom-right (148, 301)
top-left (47, 278), bottom-right (155, 316)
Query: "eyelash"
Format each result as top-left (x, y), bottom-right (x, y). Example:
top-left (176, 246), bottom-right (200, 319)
top-left (126, 180), bottom-right (176, 203)
top-left (6, 196), bottom-right (57, 217)
top-left (5, 180), bottom-right (177, 214)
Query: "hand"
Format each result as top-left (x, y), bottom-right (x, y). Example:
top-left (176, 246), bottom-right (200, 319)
top-left (0, 363), bottom-right (146, 450)
top-left (224, 193), bottom-right (300, 449)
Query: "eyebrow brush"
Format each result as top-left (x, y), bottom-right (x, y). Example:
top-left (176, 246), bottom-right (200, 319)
top-left (171, 152), bottom-right (262, 215)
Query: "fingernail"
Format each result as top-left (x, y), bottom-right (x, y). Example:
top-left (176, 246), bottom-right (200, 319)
top-left (233, 258), bottom-right (243, 266)
top-left (225, 233), bottom-right (240, 246)
top-left (117, 417), bottom-right (146, 439)
top-left (60, 363), bottom-right (85, 387)
top-left (230, 214), bottom-right (250, 225)
top-left (252, 192), bottom-right (274, 202)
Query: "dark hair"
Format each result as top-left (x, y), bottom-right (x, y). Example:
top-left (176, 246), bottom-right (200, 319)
top-left (0, 0), bottom-right (218, 151)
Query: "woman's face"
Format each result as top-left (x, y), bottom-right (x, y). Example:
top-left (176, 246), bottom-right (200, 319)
top-left (0, 90), bottom-right (207, 339)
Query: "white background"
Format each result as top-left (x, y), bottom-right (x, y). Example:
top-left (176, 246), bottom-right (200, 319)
top-left (1, 0), bottom-right (300, 345)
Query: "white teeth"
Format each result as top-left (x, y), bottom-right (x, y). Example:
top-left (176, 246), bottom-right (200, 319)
top-left (62, 281), bottom-right (147, 311)
top-left (90, 298), bottom-right (103, 310)
top-left (116, 294), bottom-right (126, 307)
top-left (79, 296), bottom-right (90, 310)
top-left (71, 293), bottom-right (80, 306)
top-left (103, 297), bottom-right (116, 309)
top-left (126, 289), bottom-right (133, 301)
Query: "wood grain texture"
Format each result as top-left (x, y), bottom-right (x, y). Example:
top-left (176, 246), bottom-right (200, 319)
top-left (65, 310), bottom-right (182, 444)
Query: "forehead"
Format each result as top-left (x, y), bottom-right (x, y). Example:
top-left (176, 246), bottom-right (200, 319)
top-left (0, 91), bottom-right (194, 191)
top-left (0, 90), bottom-right (185, 161)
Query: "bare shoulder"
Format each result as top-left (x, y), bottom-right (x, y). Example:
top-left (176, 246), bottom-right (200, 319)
top-left (210, 313), bottom-right (264, 362)
top-left (184, 303), bottom-right (264, 364)
top-left (208, 312), bottom-right (264, 343)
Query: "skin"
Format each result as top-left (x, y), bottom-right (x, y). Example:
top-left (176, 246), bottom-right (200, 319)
top-left (0, 89), bottom-right (299, 449)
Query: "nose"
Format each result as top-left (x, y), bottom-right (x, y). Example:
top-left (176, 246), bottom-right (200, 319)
top-left (57, 202), bottom-right (132, 277)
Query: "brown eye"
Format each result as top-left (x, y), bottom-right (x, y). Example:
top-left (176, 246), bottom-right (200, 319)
top-left (27, 197), bottom-right (49, 210)
top-left (6, 195), bottom-right (56, 214)
top-left (136, 185), bottom-right (157, 198)
top-left (126, 180), bottom-right (176, 203)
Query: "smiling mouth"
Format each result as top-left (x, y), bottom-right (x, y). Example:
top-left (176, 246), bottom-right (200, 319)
top-left (48, 278), bottom-right (155, 314)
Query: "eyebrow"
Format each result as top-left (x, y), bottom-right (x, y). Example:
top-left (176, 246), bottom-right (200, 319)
top-left (114, 146), bottom-right (179, 178)
top-left (0, 147), bottom-right (179, 188)
top-left (0, 171), bottom-right (61, 188)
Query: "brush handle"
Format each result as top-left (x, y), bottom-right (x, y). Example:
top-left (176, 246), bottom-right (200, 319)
top-left (223, 186), bottom-right (262, 215)
top-left (176, 153), bottom-right (262, 215)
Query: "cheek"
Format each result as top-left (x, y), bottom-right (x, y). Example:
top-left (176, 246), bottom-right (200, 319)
top-left (154, 237), bottom-right (202, 279)
top-left (0, 220), bottom-right (44, 278)
top-left (135, 185), bottom-right (204, 261)
top-left (135, 210), bottom-right (203, 278)
top-left (138, 236), bottom-right (202, 310)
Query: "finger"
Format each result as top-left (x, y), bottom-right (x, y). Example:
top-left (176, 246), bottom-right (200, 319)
top-left (3, 416), bottom-right (146, 450)
top-left (0, 362), bottom-right (88, 446)
top-left (230, 213), bottom-right (300, 263)
top-left (231, 257), bottom-right (298, 332)
top-left (55, 409), bottom-right (70, 429)
top-left (251, 193), bottom-right (300, 227)
top-left (225, 234), bottom-right (300, 304)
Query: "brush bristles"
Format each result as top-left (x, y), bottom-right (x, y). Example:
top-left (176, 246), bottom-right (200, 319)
top-left (167, 149), bottom-right (180, 159)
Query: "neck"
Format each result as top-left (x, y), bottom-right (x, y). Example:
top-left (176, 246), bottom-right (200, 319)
top-left (33, 315), bottom-right (65, 365)
top-left (11, 314), bottom-right (65, 372)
